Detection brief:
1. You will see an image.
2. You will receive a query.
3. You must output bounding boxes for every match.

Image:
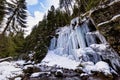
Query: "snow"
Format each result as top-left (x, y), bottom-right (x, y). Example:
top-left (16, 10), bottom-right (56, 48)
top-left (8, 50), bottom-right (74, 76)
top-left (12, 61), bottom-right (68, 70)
top-left (23, 64), bottom-right (34, 69)
top-left (41, 51), bottom-right (80, 69)
top-left (71, 17), bottom-right (80, 25)
top-left (31, 72), bottom-right (41, 77)
top-left (111, 14), bottom-right (120, 21)
top-left (56, 69), bottom-right (63, 73)
top-left (95, 61), bottom-right (111, 75)
top-left (31, 72), bottom-right (50, 78)
top-left (0, 61), bottom-right (23, 80)
top-left (108, 0), bottom-right (120, 6)
top-left (41, 50), bottom-right (112, 76)
top-left (41, 16), bottom-right (117, 75)
top-left (98, 14), bottom-right (120, 27)
top-left (81, 61), bottom-right (95, 74)
top-left (90, 44), bottom-right (107, 51)
top-left (14, 77), bottom-right (22, 80)
top-left (15, 60), bottom-right (25, 66)
top-left (81, 61), bottom-right (111, 75)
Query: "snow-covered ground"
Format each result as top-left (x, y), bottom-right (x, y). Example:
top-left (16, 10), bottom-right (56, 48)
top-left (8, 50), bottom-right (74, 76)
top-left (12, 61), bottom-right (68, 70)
top-left (0, 61), bottom-right (24, 80)
top-left (41, 50), bottom-right (80, 69)
top-left (41, 49), bottom-right (112, 76)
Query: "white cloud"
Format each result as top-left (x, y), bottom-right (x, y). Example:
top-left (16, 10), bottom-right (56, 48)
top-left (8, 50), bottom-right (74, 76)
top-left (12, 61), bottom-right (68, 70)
top-left (46, 0), bottom-right (59, 9)
top-left (40, 2), bottom-right (46, 9)
top-left (25, 11), bottom-right (44, 36)
top-left (26, 0), bottom-right (38, 5)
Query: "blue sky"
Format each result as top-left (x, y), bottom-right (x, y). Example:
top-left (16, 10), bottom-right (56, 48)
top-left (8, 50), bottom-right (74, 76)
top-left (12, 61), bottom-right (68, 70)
top-left (26, 0), bottom-right (59, 17)
top-left (25, 0), bottom-right (59, 36)
top-left (27, 0), bottom-right (46, 16)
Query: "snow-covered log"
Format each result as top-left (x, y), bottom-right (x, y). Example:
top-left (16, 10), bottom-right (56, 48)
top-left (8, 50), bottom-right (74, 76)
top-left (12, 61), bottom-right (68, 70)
top-left (0, 57), bottom-right (13, 62)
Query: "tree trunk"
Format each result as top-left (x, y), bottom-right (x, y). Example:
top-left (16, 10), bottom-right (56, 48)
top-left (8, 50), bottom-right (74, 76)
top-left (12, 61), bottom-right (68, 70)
top-left (2, 9), bottom-right (17, 35)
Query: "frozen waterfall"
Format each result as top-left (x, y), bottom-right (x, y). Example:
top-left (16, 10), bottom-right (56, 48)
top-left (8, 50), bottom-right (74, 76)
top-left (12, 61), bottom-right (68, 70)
top-left (49, 17), bottom-right (107, 60)
top-left (47, 17), bottom-right (120, 73)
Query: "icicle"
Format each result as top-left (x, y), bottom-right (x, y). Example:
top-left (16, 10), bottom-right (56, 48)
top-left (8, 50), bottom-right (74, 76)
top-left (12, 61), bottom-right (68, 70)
top-left (49, 37), bottom-right (56, 50)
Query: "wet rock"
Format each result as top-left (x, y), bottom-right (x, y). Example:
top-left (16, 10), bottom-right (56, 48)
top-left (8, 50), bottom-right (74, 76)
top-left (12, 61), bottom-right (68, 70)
top-left (75, 67), bottom-right (84, 74)
top-left (88, 72), bottom-right (113, 80)
top-left (55, 69), bottom-right (63, 77)
top-left (80, 73), bottom-right (89, 80)
top-left (23, 65), bottom-right (41, 77)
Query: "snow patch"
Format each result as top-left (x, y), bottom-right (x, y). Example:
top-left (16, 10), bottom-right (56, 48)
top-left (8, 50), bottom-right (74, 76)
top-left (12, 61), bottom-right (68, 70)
top-left (41, 51), bottom-right (80, 69)
top-left (81, 61), bottom-right (111, 75)
top-left (0, 61), bottom-right (23, 80)
top-left (31, 72), bottom-right (50, 78)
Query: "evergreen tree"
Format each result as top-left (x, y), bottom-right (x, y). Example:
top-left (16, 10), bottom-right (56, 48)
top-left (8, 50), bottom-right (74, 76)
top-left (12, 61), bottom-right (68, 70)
top-left (59, 0), bottom-right (73, 15)
top-left (2, 0), bottom-right (27, 35)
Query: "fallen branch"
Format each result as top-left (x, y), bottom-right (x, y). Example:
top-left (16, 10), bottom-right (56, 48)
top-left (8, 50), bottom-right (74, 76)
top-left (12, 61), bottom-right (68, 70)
top-left (0, 57), bottom-right (13, 62)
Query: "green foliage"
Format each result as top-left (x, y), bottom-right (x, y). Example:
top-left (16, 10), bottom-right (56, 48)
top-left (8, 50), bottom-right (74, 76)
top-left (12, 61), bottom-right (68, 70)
top-left (0, 0), bottom-right (27, 58)
top-left (0, 31), bottom-right (25, 58)
top-left (0, 35), bottom-right (16, 57)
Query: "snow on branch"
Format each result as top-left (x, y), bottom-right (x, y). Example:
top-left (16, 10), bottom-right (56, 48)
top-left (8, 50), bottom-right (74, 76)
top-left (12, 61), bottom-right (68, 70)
top-left (97, 14), bottom-right (120, 27)
top-left (0, 57), bottom-right (13, 62)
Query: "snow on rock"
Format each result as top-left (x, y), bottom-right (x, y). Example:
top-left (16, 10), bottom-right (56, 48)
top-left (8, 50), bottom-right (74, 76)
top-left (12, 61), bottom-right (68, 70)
top-left (0, 61), bottom-right (23, 80)
top-left (95, 61), bottom-right (111, 75)
top-left (71, 17), bottom-right (80, 25)
top-left (41, 51), bottom-right (80, 69)
top-left (23, 64), bottom-right (34, 70)
top-left (56, 69), bottom-right (63, 73)
top-left (81, 61), bottom-right (95, 74)
top-left (15, 60), bottom-right (25, 66)
top-left (30, 72), bottom-right (50, 78)
top-left (31, 72), bottom-right (41, 77)
top-left (90, 44), bottom-right (108, 51)
top-left (55, 69), bottom-right (63, 77)
top-left (97, 14), bottom-right (120, 27)
top-left (14, 77), bottom-right (22, 80)
top-left (81, 61), bottom-right (111, 75)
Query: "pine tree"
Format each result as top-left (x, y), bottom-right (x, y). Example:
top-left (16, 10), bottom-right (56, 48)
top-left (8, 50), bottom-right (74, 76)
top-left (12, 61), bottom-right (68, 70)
top-left (59, 0), bottom-right (73, 15)
top-left (2, 0), bottom-right (27, 35)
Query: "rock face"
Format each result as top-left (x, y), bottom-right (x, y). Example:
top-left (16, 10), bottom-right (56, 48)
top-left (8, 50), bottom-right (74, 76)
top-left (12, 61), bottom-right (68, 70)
top-left (91, 0), bottom-right (120, 55)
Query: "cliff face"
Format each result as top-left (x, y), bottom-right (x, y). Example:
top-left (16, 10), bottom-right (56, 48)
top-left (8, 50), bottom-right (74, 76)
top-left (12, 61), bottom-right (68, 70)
top-left (91, 1), bottom-right (120, 55)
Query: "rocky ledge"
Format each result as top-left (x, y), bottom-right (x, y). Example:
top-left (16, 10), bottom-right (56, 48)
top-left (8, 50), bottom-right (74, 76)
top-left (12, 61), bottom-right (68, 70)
top-left (22, 64), bottom-right (120, 80)
top-left (90, 0), bottom-right (120, 55)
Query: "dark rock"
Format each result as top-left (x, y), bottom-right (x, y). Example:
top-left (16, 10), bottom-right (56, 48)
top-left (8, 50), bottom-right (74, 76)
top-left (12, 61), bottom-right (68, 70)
top-left (91, 1), bottom-right (120, 25)
top-left (23, 65), bottom-right (41, 77)
top-left (75, 67), bottom-right (84, 74)
top-left (91, 0), bottom-right (120, 56)
top-left (55, 69), bottom-right (63, 77)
